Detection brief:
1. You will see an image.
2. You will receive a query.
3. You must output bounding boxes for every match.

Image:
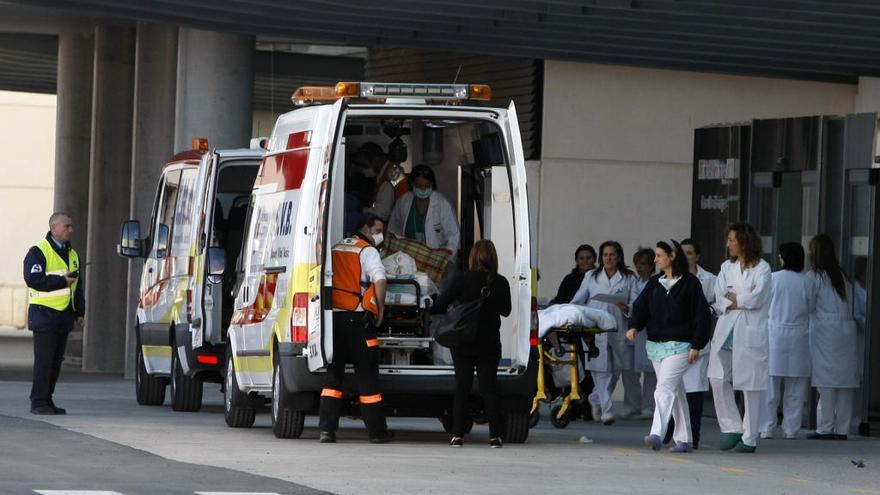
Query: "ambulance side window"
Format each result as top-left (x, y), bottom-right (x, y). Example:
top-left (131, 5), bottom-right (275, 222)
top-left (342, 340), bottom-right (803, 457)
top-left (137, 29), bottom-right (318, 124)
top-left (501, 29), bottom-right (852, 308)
top-left (156, 170), bottom-right (181, 258)
top-left (145, 178), bottom-right (164, 255)
top-left (236, 197), bottom-right (255, 275)
top-left (170, 168), bottom-right (198, 257)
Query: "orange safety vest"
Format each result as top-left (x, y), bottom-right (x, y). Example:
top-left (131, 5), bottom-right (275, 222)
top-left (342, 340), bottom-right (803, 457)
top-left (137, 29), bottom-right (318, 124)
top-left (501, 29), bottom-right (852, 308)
top-left (331, 236), bottom-right (380, 317)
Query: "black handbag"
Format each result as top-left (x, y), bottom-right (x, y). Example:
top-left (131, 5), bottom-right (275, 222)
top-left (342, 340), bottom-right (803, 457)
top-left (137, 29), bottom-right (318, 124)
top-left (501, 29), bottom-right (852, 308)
top-left (434, 277), bottom-right (491, 348)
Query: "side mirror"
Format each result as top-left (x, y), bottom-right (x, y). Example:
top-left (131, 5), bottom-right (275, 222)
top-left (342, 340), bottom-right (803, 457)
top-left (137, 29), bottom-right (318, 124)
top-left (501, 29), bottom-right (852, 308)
top-left (117, 220), bottom-right (142, 258)
top-left (155, 224), bottom-right (170, 258)
top-left (206, 246), bottom-right (226, 285)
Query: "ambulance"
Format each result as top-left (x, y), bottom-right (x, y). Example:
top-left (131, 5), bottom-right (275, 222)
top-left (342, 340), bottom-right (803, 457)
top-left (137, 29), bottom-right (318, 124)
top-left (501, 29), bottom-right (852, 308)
top-left (223, 82), bottom-right (537, 442)
top-left (117, 140), bottom-right (264, 411)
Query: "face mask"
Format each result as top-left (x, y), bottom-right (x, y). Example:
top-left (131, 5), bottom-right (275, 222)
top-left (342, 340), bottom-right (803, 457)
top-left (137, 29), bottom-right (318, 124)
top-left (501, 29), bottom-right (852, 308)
top-left (414, 187), bottom-right (433, 200)
top-left (372, 232), bottom-right (384, 246)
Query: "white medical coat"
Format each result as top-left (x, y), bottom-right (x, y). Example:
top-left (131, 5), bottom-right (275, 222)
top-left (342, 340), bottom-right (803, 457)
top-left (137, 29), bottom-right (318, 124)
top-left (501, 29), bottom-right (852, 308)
top-left (707, 258), bottom-right (772, 391)
top-left (571, 269), bottom-right (635, 373)
top-left (388, 191), bottom-right (461, 256)
top-left (629, 277), bottom-right (654, 373)
top-left (808, 271), bottom-right (860, 388)
top-left (683, 265), bottom-right (717, 392)
top-left (767, 270), bottom-right (814, 378)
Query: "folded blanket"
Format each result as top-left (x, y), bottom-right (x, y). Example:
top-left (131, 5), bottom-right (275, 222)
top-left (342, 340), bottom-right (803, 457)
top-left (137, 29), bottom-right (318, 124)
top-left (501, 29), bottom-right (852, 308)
top-left (538, 304), bottom-right (617, 338)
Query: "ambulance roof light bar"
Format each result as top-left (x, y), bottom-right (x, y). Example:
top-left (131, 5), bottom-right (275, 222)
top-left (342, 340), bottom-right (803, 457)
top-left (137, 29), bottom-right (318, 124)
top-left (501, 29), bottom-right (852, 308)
top-left (290, 82), bottom-right (492, 106)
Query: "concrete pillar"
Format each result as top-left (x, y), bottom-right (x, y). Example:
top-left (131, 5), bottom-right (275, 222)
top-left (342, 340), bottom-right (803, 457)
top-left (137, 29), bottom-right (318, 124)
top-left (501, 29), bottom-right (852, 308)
top-left (855, 77), bottom-right (880, 113)
top-left (54, 31), bottom-right (94, 367)
top-left (123, 23), bottom-right (178, 378)
top-left (82, 26), bottom-right (136, 373)
top-left (175, 28), bottom-right (254, 152)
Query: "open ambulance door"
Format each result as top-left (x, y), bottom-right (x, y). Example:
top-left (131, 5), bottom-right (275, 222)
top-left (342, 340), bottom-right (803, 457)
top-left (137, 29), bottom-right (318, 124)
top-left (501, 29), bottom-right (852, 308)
top-left (502, 102), bottom-right (532, 370)
top-left (308, 98), bottom-right (346, 372)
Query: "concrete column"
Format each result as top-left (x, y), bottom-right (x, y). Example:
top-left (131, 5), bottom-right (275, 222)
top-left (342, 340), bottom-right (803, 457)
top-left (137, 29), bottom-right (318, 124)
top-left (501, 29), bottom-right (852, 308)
top-left (175, 28), bottom-right (254, 152)
top-left (54, 31), bottom-right (94, 367)
top-left (123, 23), bottom-right (178, 378)
top-left (82, 26), bottom-right (136, 373)
top-left (855, 77), bottom-right (880, 113)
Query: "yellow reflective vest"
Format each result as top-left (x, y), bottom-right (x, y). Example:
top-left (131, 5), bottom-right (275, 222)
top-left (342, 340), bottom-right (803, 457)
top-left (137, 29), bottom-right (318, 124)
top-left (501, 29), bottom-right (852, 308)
top-left (28, 238), bottom-right (80, 312)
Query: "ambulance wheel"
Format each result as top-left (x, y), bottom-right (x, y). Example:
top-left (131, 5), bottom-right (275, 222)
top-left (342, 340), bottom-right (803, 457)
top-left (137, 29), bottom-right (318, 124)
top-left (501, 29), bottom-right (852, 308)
top-left (528, 409), bottom-right (540, 429)
top-left (271, 357), bottom-right (304, 439)
top-left (224, 355), bottom-right (255, 428)
top-left (550, 405), bottom-right (571, 429)
top-left (135, 344), bottom-right (166, 406)
top-left (501, 411), bottom-right (530, 444)
top-left (440, 413), bottom-right (473, 434)
top-left (170, 347), bottom-right (203, 412)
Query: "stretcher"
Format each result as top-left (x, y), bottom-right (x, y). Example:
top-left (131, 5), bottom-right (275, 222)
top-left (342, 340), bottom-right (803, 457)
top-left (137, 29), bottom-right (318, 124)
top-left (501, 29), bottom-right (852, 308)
top-left (377, 277), bottom-right (432, 365)
top-left (529, 325), bottom-right (606, 429)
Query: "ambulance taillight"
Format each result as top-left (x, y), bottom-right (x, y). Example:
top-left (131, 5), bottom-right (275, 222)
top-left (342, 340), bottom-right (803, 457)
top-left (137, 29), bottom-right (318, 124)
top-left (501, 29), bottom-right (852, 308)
top-left (530, 296), bottom-right (539, 347)
top-left (291, 293), bottom-right (309, 344)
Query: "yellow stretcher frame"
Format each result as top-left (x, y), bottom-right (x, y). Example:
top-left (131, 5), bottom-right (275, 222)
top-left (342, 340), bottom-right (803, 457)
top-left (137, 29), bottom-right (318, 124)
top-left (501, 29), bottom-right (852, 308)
top-left (531, 326), bottom-right (606, 425)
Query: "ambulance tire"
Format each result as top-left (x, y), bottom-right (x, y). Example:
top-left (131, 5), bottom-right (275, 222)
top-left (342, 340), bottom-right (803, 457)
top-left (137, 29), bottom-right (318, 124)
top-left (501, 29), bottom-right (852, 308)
top-left (170, 347), bottom-right (203, 412)
top-left (135, 344), bottom-right (166, 406)
top-left (224, 355), bottom-right (255, 428)
top-left (440, 413), bottom-right (473, 434)
top-left (501, 410), bottom-right (530, 444)
top-left (271, 357), bottom-right (304, 439)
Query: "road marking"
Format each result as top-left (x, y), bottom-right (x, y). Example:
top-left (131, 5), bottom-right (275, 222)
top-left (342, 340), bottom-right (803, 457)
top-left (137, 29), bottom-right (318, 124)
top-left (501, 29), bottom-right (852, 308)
top-left (614, 447), bottom-right (637, 455)
top-left (666, 457), bottom-right (693, 463)
top-left (786, 477), bottom-right (811, 484)
top-left (195, 492), bottom-right (282, 495)
top-left (852, 489), bottom-right (880, 495)
top-left (720, 467), bottom-right (749, 474)
top-left (35, 492), bottom-right (124, 495)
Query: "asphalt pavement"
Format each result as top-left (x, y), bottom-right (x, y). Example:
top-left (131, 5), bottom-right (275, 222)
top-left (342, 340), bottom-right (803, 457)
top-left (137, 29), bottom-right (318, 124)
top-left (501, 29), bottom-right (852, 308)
top-left (1, 328), bottom-right (879, 495)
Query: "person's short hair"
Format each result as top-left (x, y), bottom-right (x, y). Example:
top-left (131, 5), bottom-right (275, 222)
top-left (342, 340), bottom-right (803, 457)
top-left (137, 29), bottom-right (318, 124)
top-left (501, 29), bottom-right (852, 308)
top-left (724, 223), bottom-right (762, 267)
top-left (469, 239), bottom-right (499, 274)
top-left (409, 164), bottom-right (436, 189)
top-left (680, 237), bottom-right (701, 255)
top-left (359, 212), bottom-right (384, 230)
top-left (49, 211), bottom-right (71, 227)
top-left (778, 242), bottom-right (805, 272)
top-left (632, 247), bottom-right (654, 267)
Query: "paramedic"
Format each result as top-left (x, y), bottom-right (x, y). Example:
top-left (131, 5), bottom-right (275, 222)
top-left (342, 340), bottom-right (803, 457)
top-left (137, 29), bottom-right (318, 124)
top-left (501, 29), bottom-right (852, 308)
top-left (434, 240), bottom-right (511, 448)
top-left (550, 244), bottom-right (597, 305)
top-left (627, 240), bottom-right (711, 453)
top-left (758, 242), bottom-right (813, 440)
top-left (319, 213), bottom-right (393, 444)
top-left (388, 164), bottom-right (460, 257)
top-left (708, 223), bottom-right (772, 453)
top-left (23, 212), bottom-right (85, 415)
top-left (806, 234), bottom-right (859, 440)
top-left (570, 241), bottom-right (637, 425)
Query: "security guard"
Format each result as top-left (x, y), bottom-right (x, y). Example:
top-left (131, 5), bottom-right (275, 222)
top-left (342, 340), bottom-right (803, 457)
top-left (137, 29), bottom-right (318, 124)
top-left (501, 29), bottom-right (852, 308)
top-left (23, 212), bottom-right (85, 415)
top-left (319, 212), bottom-right (393, 443)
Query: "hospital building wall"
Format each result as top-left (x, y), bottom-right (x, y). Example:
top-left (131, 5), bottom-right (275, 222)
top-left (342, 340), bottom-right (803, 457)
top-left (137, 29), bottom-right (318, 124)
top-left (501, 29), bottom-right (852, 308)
top-left (535, 61), bottom-right (857, 299)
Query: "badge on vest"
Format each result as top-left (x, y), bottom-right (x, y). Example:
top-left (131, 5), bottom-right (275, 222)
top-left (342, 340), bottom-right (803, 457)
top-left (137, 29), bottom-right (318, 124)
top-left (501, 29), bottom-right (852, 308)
top-left (30, 264), bottom-right (43, 274)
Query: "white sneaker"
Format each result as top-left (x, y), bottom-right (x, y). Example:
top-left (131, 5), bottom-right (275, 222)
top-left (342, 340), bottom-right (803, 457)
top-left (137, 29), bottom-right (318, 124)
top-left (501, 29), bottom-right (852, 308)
top-left (759, 431), bottom-right (774, 439)
top-left (784, 432), bottom-right (798, 440)
top-left (638, 408), bottom-right (654, 420)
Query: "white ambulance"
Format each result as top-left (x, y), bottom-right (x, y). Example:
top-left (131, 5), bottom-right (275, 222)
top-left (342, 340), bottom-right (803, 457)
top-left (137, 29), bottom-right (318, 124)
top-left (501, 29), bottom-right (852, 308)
top-left (118, 141), bottom-right (264, 411)
top-left (223, 82), bottom-right (537, 442)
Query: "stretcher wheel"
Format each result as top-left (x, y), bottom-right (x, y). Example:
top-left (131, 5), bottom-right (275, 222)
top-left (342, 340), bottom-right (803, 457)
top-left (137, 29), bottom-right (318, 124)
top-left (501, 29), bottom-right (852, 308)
top-left (550, 405), bottom-right (571, 429)
top-left (528, 409), bottom-right (540, 429)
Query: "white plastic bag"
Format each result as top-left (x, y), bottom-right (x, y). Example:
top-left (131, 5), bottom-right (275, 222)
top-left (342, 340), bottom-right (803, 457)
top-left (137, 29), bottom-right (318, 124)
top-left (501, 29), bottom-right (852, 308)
top-left (382, 251), bottom-right (418, 277)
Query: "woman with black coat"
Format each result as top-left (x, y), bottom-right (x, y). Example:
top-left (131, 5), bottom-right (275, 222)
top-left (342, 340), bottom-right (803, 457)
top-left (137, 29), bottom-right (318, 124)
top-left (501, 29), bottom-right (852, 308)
top-left (433, 240), bottom-right (511, 448)
top-left (551, 244), bottom-right (597, 305)
top-left (626, 240), bottom-right (711, 453)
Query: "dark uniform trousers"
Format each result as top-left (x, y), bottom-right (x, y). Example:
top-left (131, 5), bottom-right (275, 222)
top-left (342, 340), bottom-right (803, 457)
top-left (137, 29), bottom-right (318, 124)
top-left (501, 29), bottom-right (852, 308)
top-left (318, 311), bottom-right (388, 437)
top-left (30, 329), bottom-right (70, 407)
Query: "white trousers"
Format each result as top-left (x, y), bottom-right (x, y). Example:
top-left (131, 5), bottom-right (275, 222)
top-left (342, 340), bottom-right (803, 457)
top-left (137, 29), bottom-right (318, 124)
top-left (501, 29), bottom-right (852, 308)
top-left (816, 387), bottom-right (855, 435)
top-left (589, 370), bottom-right (618, 418)
top-left (709, 349), bottom-right (762, 447)
top-left (759, 376), bottom-right (809, 436)
top-left (650, 352), bottom-right (691, 444)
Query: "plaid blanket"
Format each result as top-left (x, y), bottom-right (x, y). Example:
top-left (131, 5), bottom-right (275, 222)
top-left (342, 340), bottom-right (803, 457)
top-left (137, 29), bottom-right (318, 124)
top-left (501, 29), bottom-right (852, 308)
top-left (382, 233), bottom-right (451, 284)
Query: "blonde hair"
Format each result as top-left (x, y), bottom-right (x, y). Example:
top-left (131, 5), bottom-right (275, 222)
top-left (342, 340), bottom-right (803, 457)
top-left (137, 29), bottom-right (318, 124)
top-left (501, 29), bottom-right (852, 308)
top-left (468, 240), bottom-right (498, 274)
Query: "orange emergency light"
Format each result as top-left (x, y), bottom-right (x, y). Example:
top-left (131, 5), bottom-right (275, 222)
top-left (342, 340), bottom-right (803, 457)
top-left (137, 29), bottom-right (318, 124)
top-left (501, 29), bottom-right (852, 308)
top-left (191, 138), bottom-right (209, 151)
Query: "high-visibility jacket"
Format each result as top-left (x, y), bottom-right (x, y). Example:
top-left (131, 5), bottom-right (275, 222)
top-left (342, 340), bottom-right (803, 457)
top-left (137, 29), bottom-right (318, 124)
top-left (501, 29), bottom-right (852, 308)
top-left (331, 237), bottom-right (380, 317)
top-left (28, 238), bottom-right (79, 312)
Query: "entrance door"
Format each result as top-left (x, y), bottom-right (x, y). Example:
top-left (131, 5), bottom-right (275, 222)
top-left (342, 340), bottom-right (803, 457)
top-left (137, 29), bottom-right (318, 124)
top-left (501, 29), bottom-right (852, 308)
top-left (749, 171), bottom-right (819, 270)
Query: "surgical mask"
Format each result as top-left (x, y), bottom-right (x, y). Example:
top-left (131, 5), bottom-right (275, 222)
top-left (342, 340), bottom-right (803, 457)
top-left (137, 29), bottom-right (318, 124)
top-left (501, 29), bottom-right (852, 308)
top-left (414, 187), bottom-right (433, 200)
top-left (372, 232), bottom-right (384, 246)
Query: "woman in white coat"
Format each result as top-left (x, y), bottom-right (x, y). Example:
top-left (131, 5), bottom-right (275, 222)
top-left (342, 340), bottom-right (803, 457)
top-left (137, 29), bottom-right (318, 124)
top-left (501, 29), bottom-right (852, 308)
top-left (662, 238), bottom-right (716, 449)
top-left (806, 234), bottom-right (860, 440)
top-left (758, 242), bottom-right (814, 440)
top-left (388, 164), bottom-right (461, 257)
top-left (629, 248), bottom-right (658, 419)
top-left (570, 241), bottom-right (637, 425)
top-left (708, 223), bottom-right (772, 453)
